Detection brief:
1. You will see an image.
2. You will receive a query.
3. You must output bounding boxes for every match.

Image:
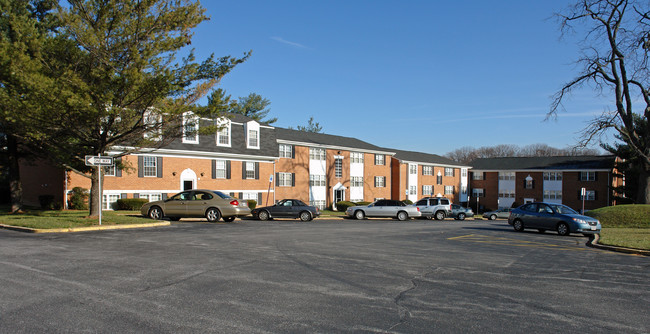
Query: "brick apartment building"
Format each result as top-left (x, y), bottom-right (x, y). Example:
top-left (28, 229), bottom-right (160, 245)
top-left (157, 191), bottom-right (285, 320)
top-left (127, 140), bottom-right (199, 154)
top-left (20, 113), bottom-right (469, 211)
top-left (468, 156), bottom-right (617, 212)
top-left (389, 149), bottom-right (469, 204)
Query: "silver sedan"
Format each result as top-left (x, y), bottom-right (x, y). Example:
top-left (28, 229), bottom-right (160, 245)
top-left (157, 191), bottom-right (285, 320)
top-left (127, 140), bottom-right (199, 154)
top-left (346, 199), bottom-right (421, 221)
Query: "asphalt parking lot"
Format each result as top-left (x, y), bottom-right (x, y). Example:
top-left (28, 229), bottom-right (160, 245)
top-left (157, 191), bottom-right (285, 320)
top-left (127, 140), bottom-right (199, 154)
top-left (1, 218), bottom-right (648, 333)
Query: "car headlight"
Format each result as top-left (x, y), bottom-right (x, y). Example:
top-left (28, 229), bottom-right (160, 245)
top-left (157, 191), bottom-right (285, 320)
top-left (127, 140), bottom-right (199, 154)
top-left (572, 218), bottom-right (587, 224)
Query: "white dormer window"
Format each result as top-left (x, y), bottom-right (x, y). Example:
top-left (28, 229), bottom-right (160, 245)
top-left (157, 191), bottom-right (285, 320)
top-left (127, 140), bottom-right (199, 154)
top-left (246, 121), bottom-right (260, 149)
top-left (216, 117), bottom-right (231, 147)
top-left (182, 111), bottom-right (199, 144)
top-left (143, 108), bottom-right (162, 141)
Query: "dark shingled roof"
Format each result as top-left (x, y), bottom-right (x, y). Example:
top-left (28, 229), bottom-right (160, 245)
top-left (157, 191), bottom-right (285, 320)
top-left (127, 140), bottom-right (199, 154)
top-left (275, 127), bottom-right (395, 154)
top-left (389, 149), bottom-right (470, 167)
top-left (469, 155), bottom-right (615, 170)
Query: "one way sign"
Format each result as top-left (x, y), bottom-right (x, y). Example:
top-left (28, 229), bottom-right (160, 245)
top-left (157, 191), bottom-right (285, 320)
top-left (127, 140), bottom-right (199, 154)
top-left (85, 155), bottom-right (114, 166)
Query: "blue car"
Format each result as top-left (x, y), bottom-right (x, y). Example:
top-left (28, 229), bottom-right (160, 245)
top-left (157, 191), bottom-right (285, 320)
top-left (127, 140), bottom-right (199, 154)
top-left (508, 202), bottom-right (601, 236)
top-left (449, 204), bottom-right (474, 220)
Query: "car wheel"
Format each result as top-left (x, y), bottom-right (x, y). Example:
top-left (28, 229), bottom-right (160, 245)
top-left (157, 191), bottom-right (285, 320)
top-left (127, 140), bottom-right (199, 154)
top-left (538, 229), bottom-right (545, 233)
top-left (258, 210), bottom-right (270, 221)
top-left (557, 222), bottom-right (570, 236)
top-left (397, 211), bottom-right (408, 221)
top-left (434, 211), bottom-right (445, 221)
top-left (355, 210), bottom-right (365, 220)
top-left (148, 206), bottom-right (163, 220)
top-left (223, 216), bottom-right (236, 222)
top-left (299, 211), bottom-right (312, 222)
top-left (457, 213), bottom-right (466, 221)
top-left (490, 214), bottom-right (497, 220)
top-left (205, 208), bottom-right (221, 222)
top-left (169, 217), bottom-right (181, 221)
top-left (513, 219), bottom-right (524, 232)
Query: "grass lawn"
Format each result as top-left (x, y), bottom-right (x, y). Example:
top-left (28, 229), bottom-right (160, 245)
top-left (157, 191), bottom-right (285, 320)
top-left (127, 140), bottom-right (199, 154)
top-left (598, 228), bottom-right (650, 250)
top-left (0, 209), bottom-right (155, 229)
top-left (320, 209), bottom-right (345, 216)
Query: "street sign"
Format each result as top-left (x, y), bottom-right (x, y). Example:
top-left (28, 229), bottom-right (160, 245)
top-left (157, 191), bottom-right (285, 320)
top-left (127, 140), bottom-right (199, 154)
top-left (85, 155), bottom-right (114, 166)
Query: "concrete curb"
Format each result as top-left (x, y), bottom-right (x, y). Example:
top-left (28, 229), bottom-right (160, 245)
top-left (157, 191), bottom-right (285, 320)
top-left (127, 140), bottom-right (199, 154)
top-left (0, 221), bottom-right (171, 233)
top-left (587, 234), bottom-right (650, 256)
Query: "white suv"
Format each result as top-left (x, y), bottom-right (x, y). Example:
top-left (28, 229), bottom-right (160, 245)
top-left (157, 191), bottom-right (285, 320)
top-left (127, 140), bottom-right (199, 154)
top-left (414, 197), bottom-right (452, 220)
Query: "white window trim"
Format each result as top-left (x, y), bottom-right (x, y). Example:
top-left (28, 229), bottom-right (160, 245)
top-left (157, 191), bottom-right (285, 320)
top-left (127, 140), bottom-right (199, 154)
top-left (182, 111), bottom-right (199, 144)
top-left (143, 108), bottom-right (162, 141)
top-left (278, 172), bottom-right (292, 187)
top-left (216, 118), bottom-right (231, 147)
top-left (279, 144), bottom-right (292, 158)
top-left (143, 156), bottom-right (157, 177)
top-left (246, 121), bottom-right (260, 149)
top-left (215, 159), bottom-right (227, 179)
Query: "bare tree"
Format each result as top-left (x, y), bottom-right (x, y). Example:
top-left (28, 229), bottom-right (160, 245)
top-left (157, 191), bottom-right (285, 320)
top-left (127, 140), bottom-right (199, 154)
top-left (445, 144), bottom-right (601, 164)
top-left (552, 0), bottom-right (650, 203)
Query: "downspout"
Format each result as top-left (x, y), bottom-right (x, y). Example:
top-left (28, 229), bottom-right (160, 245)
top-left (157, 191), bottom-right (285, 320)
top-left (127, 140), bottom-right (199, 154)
top-left (64, 170), bottom-right (68, 210)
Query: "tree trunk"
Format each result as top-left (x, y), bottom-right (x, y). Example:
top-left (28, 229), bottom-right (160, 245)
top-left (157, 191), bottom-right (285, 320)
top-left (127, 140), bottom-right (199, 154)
top-left (7, 135), bottom-right (23, 213)
top-left (88, 167), bottom-right (101, 217)
top-left (639, 163), bottom-right (650, 204)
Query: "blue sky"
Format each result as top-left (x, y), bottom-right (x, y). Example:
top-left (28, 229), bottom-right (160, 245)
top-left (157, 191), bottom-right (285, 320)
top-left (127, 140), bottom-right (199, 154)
top-left (189, 0), bottom-right (613, 156)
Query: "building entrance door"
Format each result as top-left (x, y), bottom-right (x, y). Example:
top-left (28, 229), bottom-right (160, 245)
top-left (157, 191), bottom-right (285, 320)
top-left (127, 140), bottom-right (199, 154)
top-left (184, 180), bottom-right (193, 190)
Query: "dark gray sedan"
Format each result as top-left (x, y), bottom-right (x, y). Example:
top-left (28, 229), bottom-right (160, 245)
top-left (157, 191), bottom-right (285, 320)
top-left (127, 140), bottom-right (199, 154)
top-left (251, 199), bottom-right (320, 221)
top-left (345, 199), bottom-right (422, 221)
top-left (508, 202), bottom-right (601, 236)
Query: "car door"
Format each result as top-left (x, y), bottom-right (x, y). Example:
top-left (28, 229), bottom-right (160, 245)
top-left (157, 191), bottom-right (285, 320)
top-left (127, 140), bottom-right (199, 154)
top-left (365, 200), bottom-right (385, 217)
top-left (535, 203), bottom-right (557, 230)
top-left (385, 200), bottom-right (402, 217)
top-left (416, 199), bottom-right (431, 216)
top-left (164, 191), bottom-right (191, 216)
top-left (185, 191), bottom-right (211, 217)
top-left (274, 200), bottom-right (293, 217)
top-left (518, 203), bottom-right (538, 227)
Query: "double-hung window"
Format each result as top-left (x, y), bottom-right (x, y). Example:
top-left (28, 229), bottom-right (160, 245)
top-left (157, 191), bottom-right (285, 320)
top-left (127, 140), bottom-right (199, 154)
top-left (375, 176), bottom-right (386, 187)
top-left (580, 171), bottom-right (596, 181)
top-left (374, 154), bottom-right (385, 165)
top-left (351, 176), bottom-right (363, 187)
top-left (309, 175), bottom-right (326, 187)
top-left (279, 144), bottom-right (293, 158)
top-left (216, 119), bottom-right (231, 146)
top-left (278, 173), bottom-right (293, 187)
top-left (409, 164), bottom-right (417, 174)
top-left (445, 168), bottom-right (454, 177)
top-left (444, 185), bottom-right (454, 195)
top-left (215, 160), bottom-right (227, 179)
top-left (244, 162), bottom-right (256, 179)
top-left (143, 156), bottom-right (157, 177)
top-left (422, 185), bottom-right (433, 195)
top-left (309, 148), bottom-right (325, 160)
top-left (422, 166), bottom-right (433, 175)
top-left (335, 157), bottom-right (343, 178)
top-left (351, 152), bottom-right (364, 164)
top-left (182, 112), bottom-right (199, 144)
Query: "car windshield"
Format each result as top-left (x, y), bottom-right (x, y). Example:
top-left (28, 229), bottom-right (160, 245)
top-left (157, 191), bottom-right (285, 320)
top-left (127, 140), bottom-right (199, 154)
top-left (211, 191), bottom-right (233, 199)
top-left (549, 204), bottom-right (578, 214)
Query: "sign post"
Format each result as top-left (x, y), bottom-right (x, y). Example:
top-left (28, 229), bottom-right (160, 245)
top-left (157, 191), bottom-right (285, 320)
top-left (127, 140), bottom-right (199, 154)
top-left (85, 155), bottom-right (114, 225)
top-left (581, 187), bottom-right (586, 214)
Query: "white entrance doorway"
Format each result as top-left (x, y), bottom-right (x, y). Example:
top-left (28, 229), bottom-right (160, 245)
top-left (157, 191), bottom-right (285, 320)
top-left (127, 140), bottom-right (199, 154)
top-left (332, 182), bottom-right (347, 211)
top-left (180, 169), bottom-right (197, 191)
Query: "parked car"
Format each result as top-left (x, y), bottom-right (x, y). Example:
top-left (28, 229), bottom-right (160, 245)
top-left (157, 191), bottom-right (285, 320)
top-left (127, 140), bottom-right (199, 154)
top-left (346, 199), bottom-right (421, 221)
top-left (414, 197), bottom-right (452, 220)
top-left (449, 204), bottom-right (474, 220)
top-left (251, 199), bottom-right (320, 221)
top-left (482, 208), bottom-right (512, 220)
top-left (140, 189), bottom-right (251, 222)
top-left (508, 202), bottom-right (601, 236)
